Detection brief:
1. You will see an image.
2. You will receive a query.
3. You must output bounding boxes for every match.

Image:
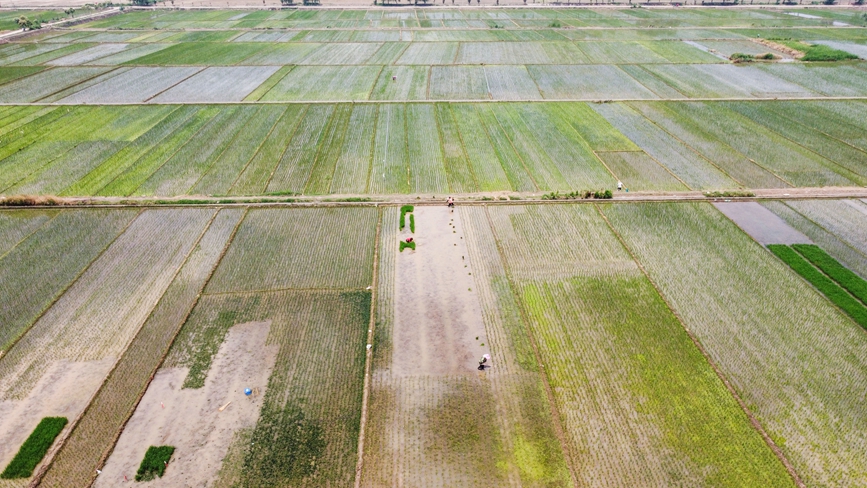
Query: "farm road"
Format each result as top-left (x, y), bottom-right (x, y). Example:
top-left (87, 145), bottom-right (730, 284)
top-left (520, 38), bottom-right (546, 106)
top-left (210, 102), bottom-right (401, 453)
top-left (392, 206), bottom-right (487, 375)
top-left (714, 201), bottom-right (812, 245)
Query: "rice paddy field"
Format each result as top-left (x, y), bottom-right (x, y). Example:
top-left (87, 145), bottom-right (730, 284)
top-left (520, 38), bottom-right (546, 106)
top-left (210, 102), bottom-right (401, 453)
top-left (0, 5), bottom-right (866, 488)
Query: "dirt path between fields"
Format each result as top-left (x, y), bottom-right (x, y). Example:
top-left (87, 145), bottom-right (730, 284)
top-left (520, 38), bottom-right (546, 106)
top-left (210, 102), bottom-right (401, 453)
top-left (714, 201), bottom-right (812, 245)
top-left (93, 321), bottom-right (277, 487)
top-left (0, 358), bottom-right (114, 476)
top-left (392, 206), bottom-right (488, 375)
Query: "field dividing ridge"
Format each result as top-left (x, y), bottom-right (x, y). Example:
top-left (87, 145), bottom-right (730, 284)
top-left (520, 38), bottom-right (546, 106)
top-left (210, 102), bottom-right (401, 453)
top-left (37, 208), bottom-right (246, 488)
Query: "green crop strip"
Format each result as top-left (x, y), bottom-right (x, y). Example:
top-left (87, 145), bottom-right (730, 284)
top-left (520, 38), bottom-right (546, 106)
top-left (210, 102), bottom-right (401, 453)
top-left (793, 244), bottom-right (867, 307)
top-left (1, 417), bottom-right (67, 479)
top-left (135, 446), bottom-right (175, 482)
top-left (768, 245), bottom-right (867, 330)
top-left (399, 205), bottom-right (413, 230)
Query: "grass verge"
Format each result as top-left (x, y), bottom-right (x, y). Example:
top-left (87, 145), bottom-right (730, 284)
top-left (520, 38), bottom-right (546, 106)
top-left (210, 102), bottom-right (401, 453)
top-left (770, 39), bottom-right (858, 61)
top-left (0, 417), bottom-right (67, 479)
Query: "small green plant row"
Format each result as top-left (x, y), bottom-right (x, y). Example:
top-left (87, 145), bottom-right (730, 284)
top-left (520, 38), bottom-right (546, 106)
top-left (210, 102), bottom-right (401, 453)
top-left (730, 52), bottom-right (777, 63)
top-left (400, 240), bottom-right (416, 252)
top-left (1, 417), bottom-right (67, 479)
top-left (136, 445), bottom-right (175, 482)
top-left (399, 205), bottom-right (414, 232)
top-left (541, 190), bottom-right (612, 200)
top-left (704, 190), bottom-right (755, 198)
top-left (768, 245), bottom-right (867, 331)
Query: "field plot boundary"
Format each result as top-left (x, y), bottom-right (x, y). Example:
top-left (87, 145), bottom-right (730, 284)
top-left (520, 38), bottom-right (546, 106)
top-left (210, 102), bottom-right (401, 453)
top-left (22, 208), bottom-right (215, 487)
top-left (353, 207), bottom-right (381, 488)
top-left (36, 208), bottom-right (248, 488)
top-left (482, 205), bottom-right (580, 486)
top-left (0, 208), bottom-right (143, 359)
top-left (594, 202), bottom-right (805, 488)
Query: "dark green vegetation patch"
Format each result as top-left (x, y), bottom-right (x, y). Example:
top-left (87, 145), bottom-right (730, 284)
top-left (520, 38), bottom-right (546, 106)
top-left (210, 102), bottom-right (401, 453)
top-left (768, 244), bottom-right (867, 330)
top-left (0, 417), bottom-right (67, 479)
top-left (135, 445), bottom-right (175, 482)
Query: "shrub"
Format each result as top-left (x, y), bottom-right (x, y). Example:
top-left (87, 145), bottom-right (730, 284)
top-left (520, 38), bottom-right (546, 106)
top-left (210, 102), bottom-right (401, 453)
top-left (1, 195), bottom-right (62, 206)
top-left (549, 21), bottom-right (561, 28)
top-left (768, 245), bottom-right (867, 330)
top-left (793, 245), bottom-right (867, 306)
top-left (135, 446), bottom-right (175, 482)
top-left (704, 190), bottom-right (755, 198)
top-left (731, 52), bottom-right (755, 62)
top-left (400, 240), bottom-right (416, 252)
top-left (1, 417), bottom-right (68, 479)
top-left (399, 205), bottom-right (414, 230)
top-left (409, 213), bottom-right (415, 233)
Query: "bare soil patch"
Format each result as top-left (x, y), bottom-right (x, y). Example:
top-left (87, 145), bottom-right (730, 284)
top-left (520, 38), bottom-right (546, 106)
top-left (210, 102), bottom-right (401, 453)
top-left (0, 358), bottom-right (114, 476)
top-left (93, 321), bottom-right (277, 487)
top-left (714, 201), bottom-right (811, 245)
top-left (392, 206), bottom-right (488, 375)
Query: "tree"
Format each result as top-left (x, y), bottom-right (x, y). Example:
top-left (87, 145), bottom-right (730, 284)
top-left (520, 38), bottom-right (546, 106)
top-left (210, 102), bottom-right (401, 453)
top-left (64, 8), bottom-right (75, 17)
top-left (15, 16), bottom-right (39, 31)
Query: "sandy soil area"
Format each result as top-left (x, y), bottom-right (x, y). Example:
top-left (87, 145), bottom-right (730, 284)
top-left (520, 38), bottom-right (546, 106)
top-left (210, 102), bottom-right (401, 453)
top-left (714, 201), bottom-right (812, 245)
top-left (0, 358), bottom-right (115, 474)
top-left (392, 206), bottom-right (488, 375)
top-left (94, 321), bottom-right (277, 487)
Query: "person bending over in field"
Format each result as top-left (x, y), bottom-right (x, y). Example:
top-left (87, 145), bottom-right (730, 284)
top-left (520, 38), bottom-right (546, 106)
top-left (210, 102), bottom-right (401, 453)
top-left (477, 354), bottom-right (490, 370)
top-left (447, 196), bottom-right (454, 210)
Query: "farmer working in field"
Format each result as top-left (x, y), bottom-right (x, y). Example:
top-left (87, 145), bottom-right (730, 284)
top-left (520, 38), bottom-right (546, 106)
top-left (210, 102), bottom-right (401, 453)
top-left (447, 196), bottom-right (454, 210)
top-left (478, 354), bottom-right (491, 370)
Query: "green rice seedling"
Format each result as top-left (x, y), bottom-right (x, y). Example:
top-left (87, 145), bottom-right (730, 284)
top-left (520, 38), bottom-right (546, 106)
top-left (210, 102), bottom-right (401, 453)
top-left (409, 213), bottom-right (415, 233)
top-left (370, 104), bottom-right (410, 195)
top-left (406, 104), bottom-right (449, 194)
top-left (303, 104), bottom-right (352, 195)
top-left (135, 446), bottom-right (175, 482)
top-left (768, 244), bottom-right (867, 330)
top-left (206, 207), bottom-right (377, 293)
top-left (399, 205), bottom-right (413, 230)
top-left (228, 105), bottom-right (305, 196)
top-left (400, 240), bottom-right (415, 252)
top-left (329, 105), bottom-right (376, 194)
top-left (0, 209), bottom-right (215, 401)
top-left (604, 202), bottom-right (867, 485)
top-left (1, 417), bottom-right (67, 479)
top-left (40, 210), bottom-right (244, 487)
top-left (793, 244), bottom-right (867, 307)
top-left (0, 209), bottom-right (136, 351)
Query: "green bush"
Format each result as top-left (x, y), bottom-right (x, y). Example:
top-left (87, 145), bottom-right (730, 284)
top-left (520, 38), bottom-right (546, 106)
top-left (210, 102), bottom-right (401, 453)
top-left (704, 190), bottom-right (755, 198)
top-left (768, 245), bottom-right (867, 330)
top-left (730, 53), bottom-right (754, 62)
top-left (400, 241), bottom-right (416, 252)
top-left (1, 417), bottom-right (67, 479)
top-left (409, 213), bottom-right (415, 233)
top-left (399, 205), bottom-right (414, 230)
top-left (793, 245), bottom-right (867, 306)
top-left (135, 446), bottom-right (175, 482)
